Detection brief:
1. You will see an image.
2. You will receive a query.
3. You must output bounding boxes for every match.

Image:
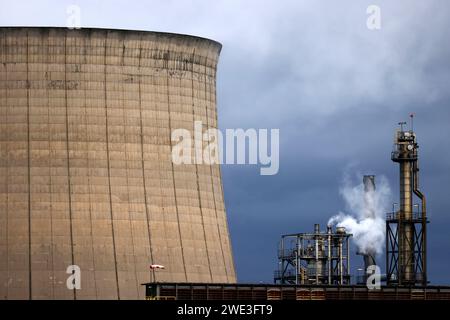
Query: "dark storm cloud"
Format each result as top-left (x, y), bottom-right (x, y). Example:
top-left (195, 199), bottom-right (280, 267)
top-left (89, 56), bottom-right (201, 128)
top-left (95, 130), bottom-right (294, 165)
top-left (2, 0), bottom-right (450, 283)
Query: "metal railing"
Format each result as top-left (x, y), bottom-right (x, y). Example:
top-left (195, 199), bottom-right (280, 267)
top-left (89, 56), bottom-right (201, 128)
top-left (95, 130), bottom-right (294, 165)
top-left (145, 282), bottom-right (450, 300)
top-left (387, 273), bottom-right (424, 283)
top-left (274, 270), bottom-right (297, 279)
top-left (391, 151), bottom-right (417, 161)
top-left (386, 211), bottom-right (424, 221)
top-left (278, 248), bottom-right (331, 260)
top-left (277, 249), bottom-right (297, 259)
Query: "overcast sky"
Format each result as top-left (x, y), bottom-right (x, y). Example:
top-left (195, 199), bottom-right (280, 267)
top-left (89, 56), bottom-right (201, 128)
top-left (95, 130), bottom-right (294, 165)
top-left (1, 0), bottom-right (450, 284)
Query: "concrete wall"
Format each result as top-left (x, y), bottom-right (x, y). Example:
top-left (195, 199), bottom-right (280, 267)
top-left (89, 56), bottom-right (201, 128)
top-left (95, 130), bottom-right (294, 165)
top-left (0, 27), bottom-right (236, 300)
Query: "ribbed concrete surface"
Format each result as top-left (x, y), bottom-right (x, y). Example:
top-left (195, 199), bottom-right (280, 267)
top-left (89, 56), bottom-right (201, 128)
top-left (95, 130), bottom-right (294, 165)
top-left (0, 27), bottom-right (236, 299)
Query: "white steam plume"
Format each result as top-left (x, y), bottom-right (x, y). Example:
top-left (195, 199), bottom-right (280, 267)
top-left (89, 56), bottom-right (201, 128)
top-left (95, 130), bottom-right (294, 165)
top-left (328, 174), bottom-right (391, 255)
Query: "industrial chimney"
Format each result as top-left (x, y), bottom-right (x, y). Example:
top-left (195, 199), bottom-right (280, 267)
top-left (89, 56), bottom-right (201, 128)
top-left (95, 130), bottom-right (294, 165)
top-left (361, 175), bottom-right (377, 273)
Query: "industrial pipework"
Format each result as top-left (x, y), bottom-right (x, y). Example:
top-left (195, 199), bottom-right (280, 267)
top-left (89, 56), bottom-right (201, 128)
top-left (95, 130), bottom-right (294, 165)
top-left (274, 224), bottom-right (352, 285)
top-left (386, 116), bottom-right (428, 286)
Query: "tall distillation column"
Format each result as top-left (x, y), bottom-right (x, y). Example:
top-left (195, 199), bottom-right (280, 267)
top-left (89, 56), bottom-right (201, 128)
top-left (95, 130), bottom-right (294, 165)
top-left (386, 117), bottom-right (428, 286)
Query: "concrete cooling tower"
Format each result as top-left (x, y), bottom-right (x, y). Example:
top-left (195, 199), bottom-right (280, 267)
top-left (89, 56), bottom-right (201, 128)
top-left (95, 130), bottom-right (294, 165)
top-left (0, 27), bottom-right (236, 299)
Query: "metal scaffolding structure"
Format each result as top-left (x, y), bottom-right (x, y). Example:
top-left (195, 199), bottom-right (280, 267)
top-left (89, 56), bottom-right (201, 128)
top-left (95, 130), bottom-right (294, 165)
top-left (274, 224), bottom-right (351, 285)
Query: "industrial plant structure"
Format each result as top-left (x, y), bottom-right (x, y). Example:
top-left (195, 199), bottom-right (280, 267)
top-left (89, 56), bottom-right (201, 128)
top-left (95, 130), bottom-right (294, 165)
top-left (0, 25), bottom-right (444, 302)
top-left (386, 121), bottom-right (428, 286)
top-left (274, 119), bottom-right (430, 289)
top-left (0, 27), bottom-right (236, 300)
top-left (143, 119), bottom-right (450, 301)
top-left (274, 224), bottom-right (351, 285)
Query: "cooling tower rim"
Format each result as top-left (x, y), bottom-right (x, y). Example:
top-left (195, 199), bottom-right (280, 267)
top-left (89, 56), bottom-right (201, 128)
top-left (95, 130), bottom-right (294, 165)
top-left (0, 26), bottom-right (222, 53)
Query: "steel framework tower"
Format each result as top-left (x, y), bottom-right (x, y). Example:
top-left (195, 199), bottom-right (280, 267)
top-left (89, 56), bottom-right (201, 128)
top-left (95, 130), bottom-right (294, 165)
top-left (274, 224), bottom-right (351, 285)
top-left (386, 118), bottom-right (428, 286)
